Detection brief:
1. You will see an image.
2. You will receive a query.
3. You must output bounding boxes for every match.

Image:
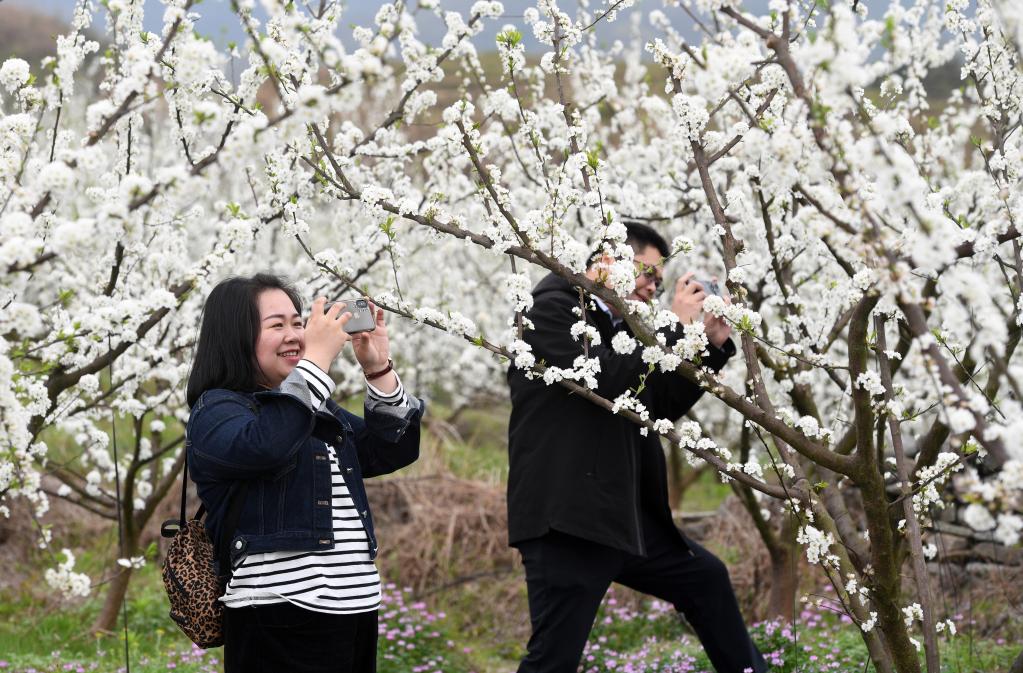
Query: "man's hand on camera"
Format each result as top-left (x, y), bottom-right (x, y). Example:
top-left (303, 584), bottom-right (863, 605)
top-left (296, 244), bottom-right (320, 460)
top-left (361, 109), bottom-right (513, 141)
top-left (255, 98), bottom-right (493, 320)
top-left (671, 272), bottom-right (705, 325)
top-left (703, 279), bottom-right (732, 348)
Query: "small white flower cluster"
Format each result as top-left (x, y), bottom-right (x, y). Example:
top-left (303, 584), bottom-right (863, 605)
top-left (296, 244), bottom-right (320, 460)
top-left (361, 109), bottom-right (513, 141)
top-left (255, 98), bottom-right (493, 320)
top-left (855, 371), bottom-right (886, 398)
top-left (845, 575), bottom-right (871, 606)
top-left (612, 390), bottom-right (649, 421)
top-left (409, 305), bottom-right (477, 338)
top-left (483, 88), bottom-right (518, 121)
top-left (44, 549), bottom-right (91, 600)
top-left (0, 58), bottom-right (30, 92)
top-left (592, 258), bottom-right (638, 298)
top-left (670, 235), bottom-right (694, 256)
top-left (505, 337), bottom-right (536, 370)
top-left (671, 94), bottom-right (709, 142)
top-left (675, 420), bottom-right (729, 468)
top-left (726, 458), bottom-right (764, 480)
top-left (775, 408), bottom-right (834, 441)
top-left (644, 38), bottom-right (688, 85)
top-left (944, 406), bottom-right (976, 434)
top-left (504, 273), bottom-right (534, 313)
top-left (540, 355), bottom-right (602, 390)
top-left (673, 321), bottom-right (710, 362)
top-left (445, 311), bottom-right (478, 337)
top-left (611, 332), bottom-right (637, 355)
top-left (442, 99), bottom-right (476, 126)
top-left (702, 296), bottom-right (762, 333)
top-left (641, 344), bottom-right (664, 367)
top-left (902, 602), bottom-right (923, 627)
top-left (526, 2), bottom-right (582, 49)
top-left (38, 162), bottom-right (76, 195)
top-left (795, 415), bottom-right (831, 441)
top-left (570, 319), bottom-right (601, 345)
top-left (962, 502), bottom-right (1023, 546)
top-left (470, 1), bottom-right (504, 18)
top-left (797, 524), bottom-right (840, 567)
top-left (652, 418), bottom-right (675, 435)
top-left (912, 452), bottom-right (963, 515)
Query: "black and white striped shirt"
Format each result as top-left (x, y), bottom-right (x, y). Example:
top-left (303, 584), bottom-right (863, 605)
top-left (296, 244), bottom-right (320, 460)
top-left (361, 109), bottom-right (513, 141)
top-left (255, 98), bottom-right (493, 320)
top-left (221, 359), bottom-right (414, 614)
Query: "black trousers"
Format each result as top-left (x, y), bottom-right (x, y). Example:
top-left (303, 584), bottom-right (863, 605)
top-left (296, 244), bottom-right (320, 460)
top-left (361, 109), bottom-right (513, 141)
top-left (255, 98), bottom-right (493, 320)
top-left (515, 523), bottom-right (767, 673)
top-left (223, 602), bottom-right (377, 673)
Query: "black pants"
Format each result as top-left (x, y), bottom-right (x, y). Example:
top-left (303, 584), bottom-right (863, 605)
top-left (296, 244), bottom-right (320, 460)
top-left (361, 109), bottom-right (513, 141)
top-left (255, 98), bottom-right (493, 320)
top-left (515, 523), bottom-right (767, 673)
top-left (223, 602), bottom-right (377, 673)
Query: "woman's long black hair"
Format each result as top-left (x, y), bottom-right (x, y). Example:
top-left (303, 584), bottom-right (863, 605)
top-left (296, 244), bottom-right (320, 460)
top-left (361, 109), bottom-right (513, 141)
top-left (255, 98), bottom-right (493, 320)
top-left (186, 273), bottom-right (303, 408)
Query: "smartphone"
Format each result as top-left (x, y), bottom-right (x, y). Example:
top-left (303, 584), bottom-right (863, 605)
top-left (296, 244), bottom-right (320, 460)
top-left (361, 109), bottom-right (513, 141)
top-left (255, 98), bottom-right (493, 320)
top-left (325, 298), bottom-right (376, 334)
top-left (694, 278), bottom-right (721, 297)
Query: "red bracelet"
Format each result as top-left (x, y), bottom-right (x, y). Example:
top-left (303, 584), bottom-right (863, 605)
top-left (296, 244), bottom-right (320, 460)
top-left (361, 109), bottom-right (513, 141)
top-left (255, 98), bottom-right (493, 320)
top-left (364, 359), bottom-right (394, 381)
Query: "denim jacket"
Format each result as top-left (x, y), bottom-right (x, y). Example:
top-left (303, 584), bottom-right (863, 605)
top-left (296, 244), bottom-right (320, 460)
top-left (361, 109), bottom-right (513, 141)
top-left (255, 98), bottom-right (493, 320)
top-left (186, 368), bottom-right (423, 570)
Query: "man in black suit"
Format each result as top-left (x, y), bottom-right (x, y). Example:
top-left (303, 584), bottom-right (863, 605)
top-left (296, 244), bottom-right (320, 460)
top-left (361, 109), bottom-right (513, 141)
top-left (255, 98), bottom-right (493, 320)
top-left (507, 223), bottom-right (766, 673)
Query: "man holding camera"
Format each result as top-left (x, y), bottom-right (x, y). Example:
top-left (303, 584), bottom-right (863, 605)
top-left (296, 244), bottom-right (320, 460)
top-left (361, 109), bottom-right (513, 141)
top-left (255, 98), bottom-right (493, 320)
top-left (506, 223), bottom-right (766, 673)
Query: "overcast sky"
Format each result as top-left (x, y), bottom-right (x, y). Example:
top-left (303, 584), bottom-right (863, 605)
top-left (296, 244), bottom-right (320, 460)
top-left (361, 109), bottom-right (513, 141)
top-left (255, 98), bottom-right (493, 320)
top-left (3, 0), bottom-right (872, 53)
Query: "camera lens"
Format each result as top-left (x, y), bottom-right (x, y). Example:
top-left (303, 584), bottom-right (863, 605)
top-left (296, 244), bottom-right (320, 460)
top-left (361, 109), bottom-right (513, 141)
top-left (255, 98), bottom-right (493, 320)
top-left (356, 299), bottom-right (368, 308)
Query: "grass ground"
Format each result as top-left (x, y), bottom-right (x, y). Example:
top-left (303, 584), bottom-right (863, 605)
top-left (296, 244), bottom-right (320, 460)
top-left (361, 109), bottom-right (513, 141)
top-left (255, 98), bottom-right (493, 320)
top-left (2, 403), bottom-right (1019, 672)
top-left (1, 561), bottom-right (1018, 673)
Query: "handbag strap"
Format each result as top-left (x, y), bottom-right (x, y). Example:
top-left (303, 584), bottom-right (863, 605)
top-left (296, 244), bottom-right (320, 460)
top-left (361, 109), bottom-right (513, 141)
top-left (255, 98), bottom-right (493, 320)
top-left (171, 450), bottom-right (248, 579)
top-left (181, 451), bottom-right (197, 521)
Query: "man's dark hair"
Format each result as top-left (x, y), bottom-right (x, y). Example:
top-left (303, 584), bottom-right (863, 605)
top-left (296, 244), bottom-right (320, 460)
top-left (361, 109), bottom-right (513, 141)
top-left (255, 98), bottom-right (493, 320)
top-left (589, 222), bottom-right (670, 265)
top-left (186, 273), bottom-right (303, 408)
top-left (624, 222), bottom-right (670, 258)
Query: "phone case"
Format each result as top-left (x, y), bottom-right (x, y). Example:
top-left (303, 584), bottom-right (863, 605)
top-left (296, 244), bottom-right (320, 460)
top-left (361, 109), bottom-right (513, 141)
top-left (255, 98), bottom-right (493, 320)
top-left (335, 299), bottom-right (376, 334)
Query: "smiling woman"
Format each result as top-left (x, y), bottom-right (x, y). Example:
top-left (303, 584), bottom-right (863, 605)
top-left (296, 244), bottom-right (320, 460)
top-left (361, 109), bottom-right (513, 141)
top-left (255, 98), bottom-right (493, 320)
top-left (186, 275), bottom-right (305, 407)
top-left (254, 288), bottom-right (306, 387)
top-left (182, 273), bottom-right (425, 673)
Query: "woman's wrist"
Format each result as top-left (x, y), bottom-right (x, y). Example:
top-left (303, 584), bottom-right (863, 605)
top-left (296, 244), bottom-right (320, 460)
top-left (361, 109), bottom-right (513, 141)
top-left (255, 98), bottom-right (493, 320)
top-left (303, 351), bottom-right (334, 375)
top-left (362, 358), bottom-right (393, 380)
top-left (365, 368), bottom-right (398, 395)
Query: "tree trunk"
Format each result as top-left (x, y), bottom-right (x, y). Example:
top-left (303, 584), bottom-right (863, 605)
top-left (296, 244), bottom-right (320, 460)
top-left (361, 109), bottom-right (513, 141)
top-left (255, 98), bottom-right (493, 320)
top-left (668, 448), bottom-right (709, 511)
top-left (859, 471), bottom-right (922, 673)
top-left (766, 510), bottom-right (799, 622)
top-left (90, 557), bottom-right (136, 634)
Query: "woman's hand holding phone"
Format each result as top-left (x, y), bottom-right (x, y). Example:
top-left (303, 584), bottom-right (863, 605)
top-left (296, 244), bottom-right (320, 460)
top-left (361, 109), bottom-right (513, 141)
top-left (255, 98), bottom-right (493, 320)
top-left (351, 302), bottom-right (398, 393)
top-left (304, 297), bottom-right (353, 372)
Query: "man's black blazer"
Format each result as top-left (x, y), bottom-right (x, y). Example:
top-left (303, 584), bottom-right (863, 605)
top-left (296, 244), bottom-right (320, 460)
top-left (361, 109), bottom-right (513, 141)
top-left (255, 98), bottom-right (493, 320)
top-left (506, 273), bottom-right (734, 556)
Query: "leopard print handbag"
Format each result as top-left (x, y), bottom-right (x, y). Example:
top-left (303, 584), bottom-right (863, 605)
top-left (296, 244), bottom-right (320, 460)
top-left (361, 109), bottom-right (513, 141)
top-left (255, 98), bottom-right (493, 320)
top-left (161, 454), bottom-right (247, 649)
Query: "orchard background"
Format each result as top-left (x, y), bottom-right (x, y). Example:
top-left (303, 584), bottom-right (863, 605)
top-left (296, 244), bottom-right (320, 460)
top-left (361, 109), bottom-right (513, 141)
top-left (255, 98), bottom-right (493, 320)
top-left (1, 0), bottom-right (1021, 671)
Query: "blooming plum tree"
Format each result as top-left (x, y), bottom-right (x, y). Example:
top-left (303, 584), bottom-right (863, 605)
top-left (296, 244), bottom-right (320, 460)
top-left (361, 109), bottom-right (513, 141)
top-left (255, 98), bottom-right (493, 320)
top-left (1, 0), bottom-right (1020, 669)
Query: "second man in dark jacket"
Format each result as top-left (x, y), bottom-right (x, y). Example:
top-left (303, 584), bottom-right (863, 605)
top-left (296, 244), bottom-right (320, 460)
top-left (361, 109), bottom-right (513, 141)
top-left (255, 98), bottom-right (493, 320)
top-left (507, 223), bottom-right (767, 673)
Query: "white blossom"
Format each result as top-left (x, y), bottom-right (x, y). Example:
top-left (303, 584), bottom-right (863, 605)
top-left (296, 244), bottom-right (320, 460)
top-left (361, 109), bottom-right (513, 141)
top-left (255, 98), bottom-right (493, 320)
top-left (611, 332), bottom-right (637, 355)
top-left (0, 58), bottom-right (30, 91)
top-left (44, 549), bottom-right (91, 600)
